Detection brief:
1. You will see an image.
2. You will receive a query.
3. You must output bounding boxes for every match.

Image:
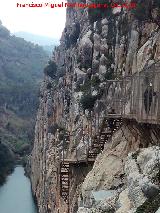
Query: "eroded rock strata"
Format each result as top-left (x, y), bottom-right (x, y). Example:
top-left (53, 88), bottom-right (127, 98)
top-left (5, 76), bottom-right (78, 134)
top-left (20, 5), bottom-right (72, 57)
top-left (31, 1), bottom-right (160, 212)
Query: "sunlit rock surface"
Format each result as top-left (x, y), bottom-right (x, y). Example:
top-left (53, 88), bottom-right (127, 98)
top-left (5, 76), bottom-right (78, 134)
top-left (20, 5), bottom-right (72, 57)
top-left (31, 1), bottom-right (160, 212)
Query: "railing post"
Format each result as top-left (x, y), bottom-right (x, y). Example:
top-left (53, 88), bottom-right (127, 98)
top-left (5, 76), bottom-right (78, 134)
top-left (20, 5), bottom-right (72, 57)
top-left (95, 112), bottom-right (97, 133)
top-left (90, 111), bottom-right (92, 139)
top-left (63, 137), bottom-right (65, 163)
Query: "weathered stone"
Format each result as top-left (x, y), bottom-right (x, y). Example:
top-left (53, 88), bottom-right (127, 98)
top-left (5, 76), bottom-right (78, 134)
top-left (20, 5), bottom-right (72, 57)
top-left (30, 2), bottom-right (160, 213)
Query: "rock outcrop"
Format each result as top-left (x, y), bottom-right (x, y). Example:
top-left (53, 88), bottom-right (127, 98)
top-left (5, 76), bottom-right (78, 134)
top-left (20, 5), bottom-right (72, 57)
top-left (78, 124), bottom-right (160, 213)
top-left (31, 1), bottom-right (160, 212)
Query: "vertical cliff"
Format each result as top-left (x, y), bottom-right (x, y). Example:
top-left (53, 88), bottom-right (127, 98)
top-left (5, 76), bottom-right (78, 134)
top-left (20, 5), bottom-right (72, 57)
top-left (31, 1), bottom-right (160, 212)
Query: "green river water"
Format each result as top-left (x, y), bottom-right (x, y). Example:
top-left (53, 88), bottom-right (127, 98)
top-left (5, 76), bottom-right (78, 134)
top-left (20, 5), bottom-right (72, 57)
top-left (0, 166), bottom-right (37, 213)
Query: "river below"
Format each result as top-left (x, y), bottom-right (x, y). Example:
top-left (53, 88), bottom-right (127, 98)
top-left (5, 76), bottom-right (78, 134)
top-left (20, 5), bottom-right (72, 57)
top-left (0, 166), bottom-right (37, 213)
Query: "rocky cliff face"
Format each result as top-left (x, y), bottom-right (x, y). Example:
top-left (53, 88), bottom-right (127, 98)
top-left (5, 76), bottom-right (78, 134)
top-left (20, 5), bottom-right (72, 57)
top-left (31, 1), bottom-right (160, 212)
top-left (78, 123), bottom-right (160, 213)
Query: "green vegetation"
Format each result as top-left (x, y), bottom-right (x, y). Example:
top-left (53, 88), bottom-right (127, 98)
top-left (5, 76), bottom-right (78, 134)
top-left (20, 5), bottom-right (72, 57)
top-left (48, 123), bottom-right (60, 135)
top-left (80, 93), bottom-right (97, 111)
top-left (0, 22), bottom-right (48, 153)
top-left (0, 110), bottom-right (34, 154)
top-left (88, 0), bottom-right (112, 23)
top-left (78, 75), bottom-right (104, 111)
top-left (77, 76), bottom-right (100, 93)
top-left (79, 79), bottom-right (91, 93)
top-left (48, 123), bottom-right (66, 136)
top-left (91, 75), bottom-right (101, 87)
top-left (131, 0), bottom-right (160, 22)
top-left (43, 59), bottom-right (66, 84)
top-left (0, 143), bottom-right (15, 185)
top-left (131, 0), bottom-right (152, 21)
top-left (104, 70), bottom-right (115, 80)
top-left (44, 60), bottom-right (57, 78)
top-left (136, 193), bottom-right (160, 213)
top-left (64, 22), bottom-right (80, 48)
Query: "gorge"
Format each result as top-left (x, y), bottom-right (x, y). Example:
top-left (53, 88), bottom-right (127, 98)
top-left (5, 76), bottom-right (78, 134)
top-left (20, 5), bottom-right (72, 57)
top-left (0, 21), bottom-right (48, 184)
top-left (0, 20), bottom-right (48, 213)
top-left (30, 0), bottom-right (160, 213)
top-left (0, 0), bottom-right (160, 213)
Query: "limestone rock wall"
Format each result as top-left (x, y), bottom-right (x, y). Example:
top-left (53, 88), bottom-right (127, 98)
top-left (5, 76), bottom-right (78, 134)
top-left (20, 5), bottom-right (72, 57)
top-left (31, 1), bottom-right (160, 213)
top-left (78, 123), bottom-right (160, 212)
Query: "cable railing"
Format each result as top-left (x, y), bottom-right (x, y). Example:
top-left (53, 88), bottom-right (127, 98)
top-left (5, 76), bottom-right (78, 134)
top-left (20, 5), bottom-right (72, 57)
top-left (100, 67), bottom-right (160, 125)
top-left (58, 65), bottom-right (160, 208)
top-left (123, 69), bottom-right (160, 124)
top-left (58, 65), bottom-right (160, 164)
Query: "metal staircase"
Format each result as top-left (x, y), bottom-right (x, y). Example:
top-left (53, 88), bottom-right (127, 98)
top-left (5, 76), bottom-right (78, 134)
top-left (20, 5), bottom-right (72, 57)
top-left (60, 161), bottom-right (70, 206)
top-left (59, 116), bottom-right (123, 211)
top-left (87, 116), bottom-right (122, 160)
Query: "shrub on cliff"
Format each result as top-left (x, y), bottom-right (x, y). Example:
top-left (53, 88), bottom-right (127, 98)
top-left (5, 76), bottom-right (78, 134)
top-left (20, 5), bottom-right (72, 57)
top-left (48, 123), bottom-right (59, 135)
top-left (44, 60), bottom-right (57, 78)
top-left (80, 93), bottom-right (97, 111)
top-left (136, 193), bottom-right (160, 213)
top-left (132, 0), bottom-right (160, 23)
top-left (79, 79), bottom-right (91, 93)
top-left (69, 22), bottom-right (80, 45)
top-left (131, 0), bottom-right (152, 21)
top-left (104, 70), bottom-right (115, 80)
top-left (91, 75), bottom-right (101, 87)
top-left (88, 0), bottom-right (112, 23)
top-left (46, 82), bottom-right (52, 90)
top-left (64, 22), bottom-right (80, 48)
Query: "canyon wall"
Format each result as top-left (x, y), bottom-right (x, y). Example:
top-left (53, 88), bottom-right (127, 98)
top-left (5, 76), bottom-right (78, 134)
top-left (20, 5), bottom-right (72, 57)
top-left (31, 1), bottom-right (160, 212)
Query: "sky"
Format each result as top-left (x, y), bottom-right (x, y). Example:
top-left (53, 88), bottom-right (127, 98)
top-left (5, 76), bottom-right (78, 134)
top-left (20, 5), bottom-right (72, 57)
top-left (0, 0), bottom-right (66, 40)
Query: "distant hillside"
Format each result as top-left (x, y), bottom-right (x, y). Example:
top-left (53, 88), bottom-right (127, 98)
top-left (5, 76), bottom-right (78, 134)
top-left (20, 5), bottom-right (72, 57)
top-left (14, 31), bottom-right (59, 54)
top-left (0, 143), bottom-right (15, 185)
top-left (0, 23), bottom-right (48, 154)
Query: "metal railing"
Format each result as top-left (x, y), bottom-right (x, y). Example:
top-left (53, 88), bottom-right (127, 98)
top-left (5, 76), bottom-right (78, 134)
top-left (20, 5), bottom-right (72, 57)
top-left (101, 68), bottom-right (160, 125)
top-left (58, 66), bottom-right (160, 164)
top-left (123, 70), bottom-right (160, 124)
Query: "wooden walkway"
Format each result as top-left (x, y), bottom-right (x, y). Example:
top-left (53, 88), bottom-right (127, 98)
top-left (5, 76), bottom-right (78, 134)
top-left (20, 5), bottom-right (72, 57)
top-left (58, 68), bottom-right (160, 210)
top-left (59, 115), bottom-right (122, 210)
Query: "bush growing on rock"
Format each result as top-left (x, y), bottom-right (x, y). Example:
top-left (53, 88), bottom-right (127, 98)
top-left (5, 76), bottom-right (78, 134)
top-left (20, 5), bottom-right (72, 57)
top-left (46, 82), bottom-right (52, 90)
top-left (136, 193), bottom-right (160, 213)
top-left (44, 60), bottom-right (57, 78)
top-left (70, 22), bottom-right (80, 44)
top-left (79, 74), bottom-right (103, 111)
top-left (64, 22), bottom-right (80, 49)
top-left (132, 0), bottom-right (152, 21)
top-left (104, 70), bottom-right (115, 80)
top-left (80, 93), bottom-right (97, 111)
top-left (88, 0), bottom-right (112, 23)
top-left (91, 75), bottom-right (101, 87)
top-left (132, 0), bottom-right (160, 23)
top-left (48, 123), bottom-right (59, 135)
top-left (80, 79), bottom-right (91, 93)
